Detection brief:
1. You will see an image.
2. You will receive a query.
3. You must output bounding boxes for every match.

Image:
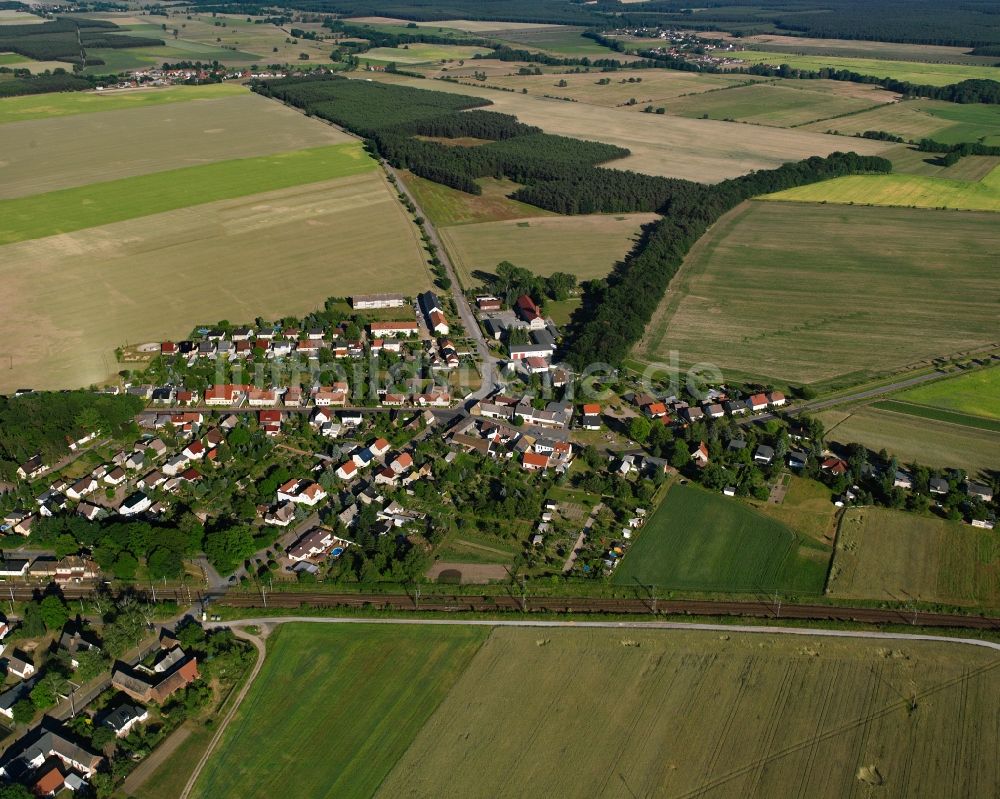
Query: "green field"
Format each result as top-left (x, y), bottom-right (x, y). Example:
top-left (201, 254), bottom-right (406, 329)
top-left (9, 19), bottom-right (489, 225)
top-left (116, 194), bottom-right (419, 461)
top-left (441, 213), bottom-right (656, 286)
top-left (872, 400), bottom-right (1000, 433)
top-left (819, 405), bottom-right (1000, 475)
top-left (636, 202), bottom-right (1000, 387)
top-left (891, 367), bottom-right (1000, 421)
top-left (731, 49), bottom-right (1000, 86)
top-left (0, 83), bottom-right (247, 124)
top-left (377, 625), bottom-right (1000, 798)
top-left (400, 171), bottom-right (553, 226)
top-left (0, 142), bottom-right (373, 244)
top-left (762, 166), bottom-right (1000, 212)
top-left (363, 43), bottom-right (493, 64)
top-left (494, 26), bottom-right (617, 56)
top-left (829, 507), bottom-right (1000, 607)
top-left (191, 624), bottom-right (487, 799)
top-left (612, 483), bottom-right (829, 594)
top-left (749, 475), bottom-right (839, 542)
top-left (668, 80), bottom-right (894, 127)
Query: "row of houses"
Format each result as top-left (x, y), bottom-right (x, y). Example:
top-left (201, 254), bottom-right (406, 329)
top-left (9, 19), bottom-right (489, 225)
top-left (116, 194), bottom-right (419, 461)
top-left (448, 415), bottom-right (575, 474)
top-left (471, 393), bottom-right (574, 430)
top-left (637, 389), bottom-right (787, 424)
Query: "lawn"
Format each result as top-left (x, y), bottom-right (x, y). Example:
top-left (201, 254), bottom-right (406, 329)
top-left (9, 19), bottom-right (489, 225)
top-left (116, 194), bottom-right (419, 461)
top-left (400, 171), bottom-right (554, 226)
top-left (829, 507), bottom-right (1000, 608)
top-left (818, 405), bottom-right (1000, 475)
top-left (749, 475), bottom-right (839, 543)
top-left (191, 624), bottom-right (487, 799)
top-left (0, 82), bottom-right (247, 125)
top-left (636, 202), bottom-right (1000, 387)
top-left (358, 73), bottom-right (891, 182)
top-left (0, 92), bottom-right (353, 198)
top-left (0, 142), bottom-right (373, 244)
top-left (362, 43), bottom-right (494, 64)
top-left (378, 625), bottom-right (1000, 798)
top-left (441, 213), bottom-right (656, 286)
top-left (0, 170), bottom-right (430, 392)
top-left (731, 49), bottom-right (1000, 86)
top-left (612, 483), bottom-right (829, 594)
top-left (761, 166), bottom-right (1000, 212)
top-left (891, 367), bottom-right (1000, 421)
top-left (667, 80), bottom-right (895, 127)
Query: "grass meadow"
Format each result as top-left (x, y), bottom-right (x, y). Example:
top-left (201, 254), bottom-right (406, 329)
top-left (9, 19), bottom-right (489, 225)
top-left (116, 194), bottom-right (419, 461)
top-left (762, 166), bottom-right (1000, 212)
top-left (667, 80), bottom-right (895, 127)
top-left (441, 213), bottom-right (656, 285)
top-left (636, 202), bottom-right (1000, 387)
top-left (829, 508), bottom-right (1000, 608)
top-left (377, 625), bottom-right (1000, 798)
top-left (612, 483), bottom-right (829, 594)
top-left (818, 406), bottom-right (1000, 475)
top-left (0, 92), bottom-right (352, 198)
top-left (731, 50), bottom-right (1000, 85)
top-left (0, 83), bottom-right (247, 124)
top-left (719, 33), bottom-right (997, 65)
top-left (0, 142), bottom-right (373, 244)
top-left (400, 171), bottom-right (554, 226)
top-left (891, 367), bottom-right (1000, 421)
top-left (492, 26), bottom-right (618, 56)
top-left (0, 170), bottom-right (430, 392)
top-left (190, 624), bottom-right (488, 799)
top-left (358, 73), bottom-right (891, 182)
top-left (872, 401), bottom-right (1000, 433)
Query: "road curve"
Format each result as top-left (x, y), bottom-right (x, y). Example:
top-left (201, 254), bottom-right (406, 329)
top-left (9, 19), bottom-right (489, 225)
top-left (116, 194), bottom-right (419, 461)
top-left (210, 616), bottom-right (1000, 654)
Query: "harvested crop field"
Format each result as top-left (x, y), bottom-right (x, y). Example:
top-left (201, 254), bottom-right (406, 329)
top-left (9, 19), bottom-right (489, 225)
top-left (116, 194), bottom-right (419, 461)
top-left (0, 171), bottom-right (430, 392)
top-left (0, 91), bottom-right (352, 197)
top-left (191, 623), bottom-right (488, 799)
top-left (667, 80), bottom-right (896, 127)
top-left (712, 33), bottom-right (996, 64)
top-left (612, 483), bottom-right (829, 594)
top-left (828, 507), bottom-right (1000, 608)
top-left (636, 202), bottom-right (1000, 387)
top-left (363, 44), bottom-right (494, 63)
top-left (377, 625), bottom-right (1000, 799)
top-left (818, 405), bottom-right (1000, 475)
top-left (399, 171), bottom-right (553, 226)
top-left (441, 213), bottom-right (656, 285)
top-left (761, 167), bottom-right (1000, 212)
top-left (0, 143), bottom-right (373, 244)
top-left (356, 74), bottom-right (891, 182)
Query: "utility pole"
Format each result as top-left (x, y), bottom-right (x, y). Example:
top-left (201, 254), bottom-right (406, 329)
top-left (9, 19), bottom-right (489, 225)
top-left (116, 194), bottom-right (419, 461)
top-left (8, 586), bottom-right (14, 616)
top-left (260, 583), bottom-right (267, 608)
top-left (773, 590), bottom-right (781, 618)
top-left (520, 574), bottom-right (528, 612)
top-left (414, 585), bottom-right (421, 610)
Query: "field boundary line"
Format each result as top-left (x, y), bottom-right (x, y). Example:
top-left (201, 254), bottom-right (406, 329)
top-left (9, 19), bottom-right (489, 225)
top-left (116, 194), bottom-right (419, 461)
top-left (210, 617), bottom-right (1000, 653)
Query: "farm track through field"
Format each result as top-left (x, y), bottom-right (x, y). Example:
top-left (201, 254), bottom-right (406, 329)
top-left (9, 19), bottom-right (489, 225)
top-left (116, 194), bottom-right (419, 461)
top-left (215, 591), bottom-right (1000, 630)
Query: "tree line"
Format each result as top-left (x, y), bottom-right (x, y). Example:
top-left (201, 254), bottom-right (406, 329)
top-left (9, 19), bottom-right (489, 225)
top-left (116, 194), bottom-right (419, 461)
top-left (0, 17), bottom-right (163, 65)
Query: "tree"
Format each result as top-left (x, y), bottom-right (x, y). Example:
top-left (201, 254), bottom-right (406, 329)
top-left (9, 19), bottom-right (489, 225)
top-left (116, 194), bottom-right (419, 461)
top-left (74, 648), bottom-right (110, 682)
top-left (0, 784), bottom-right (33, 799)
top-left (91, 725), bottom-right (116, 751)
top-left (203, 524), bottom-right (255, 574)
top-left (39, 595), bottom-right (69, 632)
top-left (11, 699), bottom-right (34, 726)
top-left (30, 680), bottom-right (56, 710)
top-left (670, 440), bottom-right (691, 470)
top-left (628, 416), bottom-right (651, 444)
top-left (21, 603), bottom-right (45, 637)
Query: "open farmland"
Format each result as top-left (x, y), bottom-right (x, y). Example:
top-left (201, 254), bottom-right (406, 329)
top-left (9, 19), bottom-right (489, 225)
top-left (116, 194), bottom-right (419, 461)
top-left (358, 73), bottom-right (892, 182)
top-left (829, 508), bottom-right (1000, 608)
top-left (492, 26), bottom-right (617, 56)
top-left (378, 626), bottom-right (1000, 799)
top-left (636, 202), bottom-right (1000, 388)
top-left (363, 43), bottom-right (493, 64)
top-left (612, 483), bottom-right (829, 594)
top-left (762, 166), bottom-right (1000, 212)
top-left (190, 624), bottom-right (488, 799)
top-left (818, 406), bottom-right (1000, 475)
top-left (468, 68), bottom-right (755, 106)
top-left (666, 80), bottom-right (896, 127)
top-left (0, 83), bottom-right (247, 124)
top-left (804, 98), bottom-right (1000, 146)
top-left (730, 49), bottom-right (1000, 85)
top-left (892, 367), bottom-right (1000, 421)
top-left (0, 142), bottom-right (373, 244)
top-left (0, 170), bottom-right (430, 392)
top-left (0, 90), bottom-right (352, 197)
top-left (441, 214), bottom-right (657, 285)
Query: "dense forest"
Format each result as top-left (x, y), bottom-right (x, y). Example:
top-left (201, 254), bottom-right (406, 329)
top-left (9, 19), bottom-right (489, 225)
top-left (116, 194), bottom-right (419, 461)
top-left (0, 392), bottom-right (144, 470)
top-left (0, 17), bottom-right (163, 65)
top-left (0, 70), bottom-right (95, 97)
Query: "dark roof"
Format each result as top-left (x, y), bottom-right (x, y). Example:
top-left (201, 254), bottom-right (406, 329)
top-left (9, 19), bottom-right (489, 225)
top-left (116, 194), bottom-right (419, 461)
top-left (99, 703), bottom-right (145, 733)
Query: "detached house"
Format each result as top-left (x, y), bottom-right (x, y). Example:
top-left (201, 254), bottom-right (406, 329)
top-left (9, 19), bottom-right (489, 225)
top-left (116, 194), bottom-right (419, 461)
top-left (276, 479), bottom-right (327, 507)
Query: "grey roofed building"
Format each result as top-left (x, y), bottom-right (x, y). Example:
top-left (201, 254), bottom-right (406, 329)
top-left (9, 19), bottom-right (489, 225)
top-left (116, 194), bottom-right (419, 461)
top-left (418, 291), bottom-right (442, 316)
top-left (788, 449), bottom-right (810, 468)
top-left (98, 702), bottom-right (147, 736)
top-left (0, 677), bottom-right (35, 718)
top-left (0, 725), bottom-right (103, 780)
top-left (727, 438), bottom-right (747, 451)
top-left (966, 480), bottom-right (994, 502)
top-left (929, 477), bottom-right (949, 495)
top-left (754, 444), bottom-right (775, 464)
top-left (530, 328), bottom-right (555, 349)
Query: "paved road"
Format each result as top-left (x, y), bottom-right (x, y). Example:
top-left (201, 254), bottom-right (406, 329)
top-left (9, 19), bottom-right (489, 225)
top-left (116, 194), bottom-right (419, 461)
top-left (383, 162), bottom-right (498, 404)
top-left (179, 626), bottom-right (266, 799)
top-left (210, 616), bottom-right (1000, 653)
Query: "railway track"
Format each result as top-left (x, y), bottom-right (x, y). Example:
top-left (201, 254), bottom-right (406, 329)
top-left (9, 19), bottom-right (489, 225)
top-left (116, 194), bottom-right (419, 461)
top-left (217, 591), bottom-right (1000, 631)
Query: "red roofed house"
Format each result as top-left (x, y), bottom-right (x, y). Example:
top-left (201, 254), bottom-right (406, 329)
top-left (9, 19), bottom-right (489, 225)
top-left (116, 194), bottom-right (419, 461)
top-left (259, 410), bottom-right (282, 435)
top-left (204, 384), bottom-right (248, 406)
top-left (429, 310), bottom-right (449, 336)
top-left (522, 451), bottom-right (550, 471)
top-left (477, 296), bottom-right (501, 312)
top-left (643, 402), bottom-right (668, 419)
top-left (746, 393), bottom-right (769, 412)
top-left (160, 341), bottom-right (177, 355)
top-left (767, 391), bottom-right (786, 407)
top-left (370, 438), bottom-right (391, 457)
top-left (515, 295), bottom-right (545, 329)
top-left (336, 461), bottom-right (357, 480)
top-left (822, 457), bottom-right (848, 475)
top-left (691, 441), bottom-right (710, 467)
